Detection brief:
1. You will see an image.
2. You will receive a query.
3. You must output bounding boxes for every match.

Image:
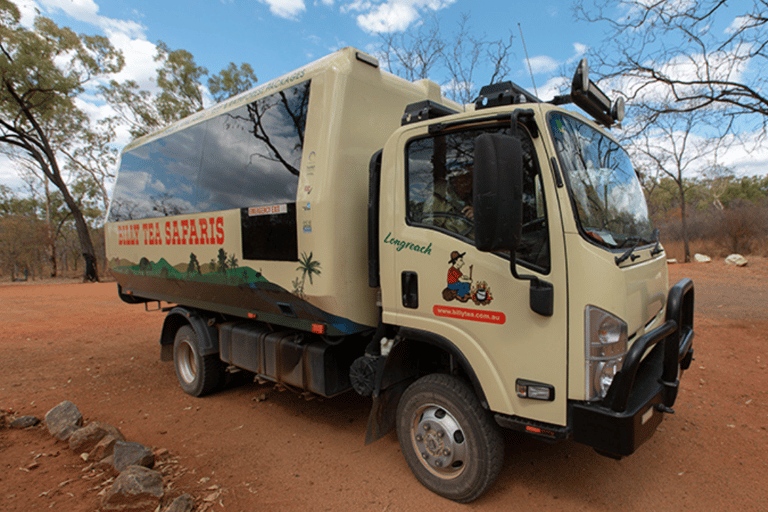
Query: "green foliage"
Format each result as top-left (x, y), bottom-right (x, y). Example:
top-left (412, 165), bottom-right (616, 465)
top-left (720, 176), bottom-right (768, 207)
top-left (0, 184), bottom-right (37, 217)
top-left (154, 41), bottom-right (207, 123)
top-left (101, 43), bottom-right (257, 138)
top-left (98, 79), bottom-right (162, 139)
top-left (646, 173), bottom-right (768, 257)
top-left (98, 41), bottom-right (207, 139)
top-left (208, 62), bottom-right (258, 104)
top-left (0, 3), bottom-right (123, 133)
top-left (0, 2), bottom-right (123, 280)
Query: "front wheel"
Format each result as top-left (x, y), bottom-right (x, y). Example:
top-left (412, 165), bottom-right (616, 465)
top-left (396, 374), bottom-right (504, 502)
top-left (173, 325), bottom-right (224, 397)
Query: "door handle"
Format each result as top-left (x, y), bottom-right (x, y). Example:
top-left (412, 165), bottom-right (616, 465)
top-left (401, 271), bottom-right (419, 309)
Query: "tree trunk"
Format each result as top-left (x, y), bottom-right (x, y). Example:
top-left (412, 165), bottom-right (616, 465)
top-left (55, 177), bottom-right (99, 282)
top-left (44, 179), bottom-right (57, 277)
top-left (679, 182), bottom-right (691, 263)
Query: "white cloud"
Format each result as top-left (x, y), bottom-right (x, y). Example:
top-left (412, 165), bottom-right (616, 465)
top-left (718, 132), bottom-right (768, 177)
top-left (258, 0), bottom-right (306, 19)
top-left (606, 49), bottom-right (751, 110)
top-left (571, 43), bottom-right (588, 61)
top-left (525, 55), bottom-right (558, 75)
top-left (15, 1), bottom-right (40, 27)
top-left (35, 0), bottom-right (144, 38)
top-left (29, 0), bottom-right (155, 91)
top-left (725, 15), bottom-right (751, 35)
top-left (537, 75), bottom-right (569, 101)
top-left (105, 31), bottom-right (158, 91)
top-left (40, 0), bottom-right (100, 22)
top-left (349, 0), bottom-right (456, 33)
top-left (2, 0), bottom-right (160, 190)
top-left (0, 154), bottom-right (26, 191)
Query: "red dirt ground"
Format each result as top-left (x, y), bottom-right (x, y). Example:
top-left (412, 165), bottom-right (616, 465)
top-left (1, 260), bottom-right (767, 511)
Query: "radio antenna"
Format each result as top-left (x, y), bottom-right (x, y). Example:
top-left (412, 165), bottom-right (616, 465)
top-left (518, 23), bottom-right (539, 98)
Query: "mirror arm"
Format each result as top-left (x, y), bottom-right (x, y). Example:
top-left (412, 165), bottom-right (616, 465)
top-left (510, 253), bottom-right (554, 317)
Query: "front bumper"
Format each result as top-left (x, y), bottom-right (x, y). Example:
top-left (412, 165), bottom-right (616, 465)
top-left (571, 278), bottom-right (695, 457)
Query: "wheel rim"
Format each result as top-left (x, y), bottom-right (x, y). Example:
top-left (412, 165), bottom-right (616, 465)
top-left (409, 403), bottom-right (468, 479)
top-left (177, 340), bottom-right (197, 384)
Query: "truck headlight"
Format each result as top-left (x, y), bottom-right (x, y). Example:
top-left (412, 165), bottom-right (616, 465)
top-left (585, 306), bottom-right (628, 400)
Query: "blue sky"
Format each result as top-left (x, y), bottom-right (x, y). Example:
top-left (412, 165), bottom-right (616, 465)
top-left (10, 0), bottom-right (592, 109)
top-left (89, 0), bottom-right (582, 83)
top-left (2, 0), bottom-right (765, 191)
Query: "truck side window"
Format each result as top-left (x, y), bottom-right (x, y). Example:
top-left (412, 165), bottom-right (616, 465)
top-left (407, 126), bottom-right (550, 273)
top-left (108, 80), bottom-right (311, 222)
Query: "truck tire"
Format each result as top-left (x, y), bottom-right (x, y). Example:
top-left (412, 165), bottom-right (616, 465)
top-left (396, 373), bottom-right (504, 503)
top-left (173, 325), bottom-right (224, 397)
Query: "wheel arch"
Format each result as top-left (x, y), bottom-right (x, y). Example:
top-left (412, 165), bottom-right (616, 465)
top-left (392, 327), bottom-right (489, 409)
top-left (365, 326), bottom-right (492, 445)
top-left (160, 307), bottom-right (220, 361)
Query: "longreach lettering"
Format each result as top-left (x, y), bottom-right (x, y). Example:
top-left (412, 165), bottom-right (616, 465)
top-left (118, 217), bottom-right (224, 246)
top-left (383, 232), bottom-right (432, 255)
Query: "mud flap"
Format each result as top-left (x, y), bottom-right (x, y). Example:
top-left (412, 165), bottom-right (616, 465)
top-left (365, 379), bottom-right (413, 445)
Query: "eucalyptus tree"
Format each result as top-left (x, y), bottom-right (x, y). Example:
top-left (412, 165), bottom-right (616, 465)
top-left (0, 0), bottom-right (124, 281)
top-left (101, 43), bottom-right (258, 138)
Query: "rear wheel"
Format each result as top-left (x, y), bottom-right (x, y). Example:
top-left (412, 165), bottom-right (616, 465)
top-left (173, 325), bottom-right (224, 397)
top-left (396, 373), bottom-right (504, 503)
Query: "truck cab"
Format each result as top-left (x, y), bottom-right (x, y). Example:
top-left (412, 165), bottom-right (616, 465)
top-left (367, 63), bottom-right (693, 500)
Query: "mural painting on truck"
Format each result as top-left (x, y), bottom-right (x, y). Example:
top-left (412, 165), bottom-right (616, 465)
top-left (106, 75), bottom-right (363, 336)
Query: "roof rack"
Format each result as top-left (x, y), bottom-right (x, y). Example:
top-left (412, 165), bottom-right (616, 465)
top-left (401, 100), bottom-right (458, 126)
top-left (474, 81), bottom-right (541, 110)
top-left (472, 59), bottom-right (625, 128)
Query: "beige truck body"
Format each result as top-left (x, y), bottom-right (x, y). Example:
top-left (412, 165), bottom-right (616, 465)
top-left (107, 48), bottom-right (459, 334)
top-left (105, 48), bottom-right (695, 503)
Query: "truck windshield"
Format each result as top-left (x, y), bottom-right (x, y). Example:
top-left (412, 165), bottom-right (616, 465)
top-left (548, 112), bottom-right (655, 249)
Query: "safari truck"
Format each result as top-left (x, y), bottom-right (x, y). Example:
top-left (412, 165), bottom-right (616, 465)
top-left (105, 47), bottom-right (695, 502)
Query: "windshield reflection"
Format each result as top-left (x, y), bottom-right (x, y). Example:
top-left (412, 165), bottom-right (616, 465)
top-left (548, 112), bottom-right (654, 248)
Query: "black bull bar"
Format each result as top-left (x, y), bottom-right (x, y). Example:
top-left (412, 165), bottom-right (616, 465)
top-left (572, 278), bottom-right (695, 457)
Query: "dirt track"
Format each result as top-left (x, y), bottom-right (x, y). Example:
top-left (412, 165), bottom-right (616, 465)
top-left (1, 260), bottom-right (767, 511)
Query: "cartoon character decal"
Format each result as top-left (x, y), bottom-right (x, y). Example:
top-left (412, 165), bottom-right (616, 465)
top-left (442, 250), bottom-right (493, 305)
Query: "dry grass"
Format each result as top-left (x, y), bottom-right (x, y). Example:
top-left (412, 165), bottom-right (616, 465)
top-left (661, 237), bottom-right (768, 262)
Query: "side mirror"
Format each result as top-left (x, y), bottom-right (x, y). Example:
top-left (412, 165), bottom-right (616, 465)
top-left (473, 131), bottom-right (554, 317)
top-left (473, 132), bottom-right (523, 253)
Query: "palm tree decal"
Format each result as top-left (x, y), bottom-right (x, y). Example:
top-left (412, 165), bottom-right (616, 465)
top-left (295, 251), bottom-right (321, 296)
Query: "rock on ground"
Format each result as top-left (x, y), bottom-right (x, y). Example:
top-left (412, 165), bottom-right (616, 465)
top-left (44, 400), bottom-right (83, 441)
top-left (164, 493), bottom-right (196, 512)
top-left (69, 421), bottom-right (125, 454)
top-left (113, 441), bottom-right (155, 472)
top-left (9, 415), bottom-right (40, 429)
top-left (694, 253), bottom-right (712, 263)
top-left (91, 434), bottom-right (122, 462)
top-left (725, 254), bottom-right (748, 267)
top-left (101, 465), bottom-right (164, 511)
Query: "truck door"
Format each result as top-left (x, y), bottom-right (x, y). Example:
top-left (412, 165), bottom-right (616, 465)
top-left (380, 118), bottom-right (569, 426)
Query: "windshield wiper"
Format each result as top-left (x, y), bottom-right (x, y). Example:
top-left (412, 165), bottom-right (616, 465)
top-left (615, 237), bottom-right (643, 266)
